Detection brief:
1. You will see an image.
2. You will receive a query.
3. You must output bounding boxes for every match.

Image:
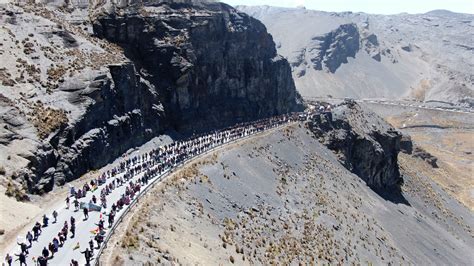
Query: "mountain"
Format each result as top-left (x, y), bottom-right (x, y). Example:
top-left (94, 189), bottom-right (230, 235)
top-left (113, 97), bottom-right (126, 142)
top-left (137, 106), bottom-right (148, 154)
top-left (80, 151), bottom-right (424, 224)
top-left (0, 0), bottom-right (301, 193)
top-left (237, 6), bottom-right (474, 107)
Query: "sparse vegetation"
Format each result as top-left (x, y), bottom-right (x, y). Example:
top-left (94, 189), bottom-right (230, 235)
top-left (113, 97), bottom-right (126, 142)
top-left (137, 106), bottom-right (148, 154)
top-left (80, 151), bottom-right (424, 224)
top-left (27, 101), bottom-right (68, 139)
top-left (5, 180), bottom-right (29, 201)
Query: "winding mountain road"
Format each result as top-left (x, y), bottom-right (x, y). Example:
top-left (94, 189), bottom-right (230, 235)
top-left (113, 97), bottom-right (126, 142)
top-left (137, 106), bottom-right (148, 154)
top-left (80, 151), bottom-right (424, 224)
top-left (3, 117), bottom-right (296, 266)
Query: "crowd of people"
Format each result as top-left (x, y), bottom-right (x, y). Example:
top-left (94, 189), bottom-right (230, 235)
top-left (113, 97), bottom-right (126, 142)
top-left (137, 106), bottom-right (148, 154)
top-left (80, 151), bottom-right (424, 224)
top-left (5, 113), bottom-right (299, 266)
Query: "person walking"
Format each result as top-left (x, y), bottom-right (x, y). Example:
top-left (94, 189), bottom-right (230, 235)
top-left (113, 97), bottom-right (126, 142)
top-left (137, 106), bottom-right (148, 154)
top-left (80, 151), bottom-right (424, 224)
top-left (42, 215), bottom-right (49, 227)
top-left (74, 199), bottom-right (79, 211)
top-left (66, 196), bottom-right (70, 209)
top-left (70, 222), bottom-right (76, 238)
top-left (94, 233), bottom-right (103, 249)
top-left (52, 237), bottom-right (59, 252)
top-left (88, 240), bottom-right (94, 253)
top-left (32, 222), bottom-right (41, 240)
top-left (26, 231), bottom-right (33, 247)
top-left (58, 232), bottom-right (65, 246)
top-left (37, 255), bottom-right (47, 266)
top-left (14, 252), bottom-right (26, 266)
top-left (81, 248), bottom-right (93, 265)
top-left (52, 210), bottom-right (58, 224)
top-left (17, 241), bottom-right (28, 255)
top-left (83, 207), bottom-right (89, 220)
top-left (48, 242), bottom-right (55, 258)
top-left (42, 246), bottom-right (49, 259)
top-left (4, 253), bottom-right (12, 266)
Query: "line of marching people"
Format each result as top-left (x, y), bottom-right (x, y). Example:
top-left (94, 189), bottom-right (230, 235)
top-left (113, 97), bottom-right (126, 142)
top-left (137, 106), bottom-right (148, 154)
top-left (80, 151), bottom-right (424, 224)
top-left (5, 113), bottom-right (298, 266)
top-left (5, 210), bottom-right (75, 266)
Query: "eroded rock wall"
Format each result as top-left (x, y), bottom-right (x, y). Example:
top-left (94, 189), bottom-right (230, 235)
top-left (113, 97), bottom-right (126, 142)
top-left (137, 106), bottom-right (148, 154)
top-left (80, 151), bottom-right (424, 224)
top-left (92, 1), bottom-right (301, 131)
top-left (308, 102), bottom-right (402, 189)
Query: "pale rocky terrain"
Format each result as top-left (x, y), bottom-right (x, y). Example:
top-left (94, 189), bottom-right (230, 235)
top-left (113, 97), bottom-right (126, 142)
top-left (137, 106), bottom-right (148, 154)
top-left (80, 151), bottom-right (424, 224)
top-left (237, 6), bottom-right (474, 107)
top-left (100, 104), bottom-right (473, 265)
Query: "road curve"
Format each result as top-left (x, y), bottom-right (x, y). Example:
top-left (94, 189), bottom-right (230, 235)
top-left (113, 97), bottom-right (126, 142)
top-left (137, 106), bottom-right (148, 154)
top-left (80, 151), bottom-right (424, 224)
top-left (3, 115), bottom-right (298, 266)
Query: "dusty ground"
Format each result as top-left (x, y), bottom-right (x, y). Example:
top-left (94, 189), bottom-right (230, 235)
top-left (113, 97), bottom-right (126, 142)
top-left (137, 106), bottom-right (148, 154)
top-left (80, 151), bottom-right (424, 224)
top-left (366, 102), bottom-right (474, 210)
top-left (100, 124), bottom-right (473, 265)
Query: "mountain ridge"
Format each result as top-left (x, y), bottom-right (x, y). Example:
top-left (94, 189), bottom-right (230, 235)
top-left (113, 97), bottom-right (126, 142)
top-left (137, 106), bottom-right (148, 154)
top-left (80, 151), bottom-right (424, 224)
top-left (237, 5), bottom-right (474, 107)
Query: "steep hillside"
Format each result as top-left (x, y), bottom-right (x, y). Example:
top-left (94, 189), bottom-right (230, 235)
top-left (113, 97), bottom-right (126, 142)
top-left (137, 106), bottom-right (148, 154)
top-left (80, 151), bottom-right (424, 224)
top-left (237, 6), bottom-right (474, 107)
top-left (100, 110), bottom-right (473, 265)
top-left (0, 1), bottom-right (301, 194)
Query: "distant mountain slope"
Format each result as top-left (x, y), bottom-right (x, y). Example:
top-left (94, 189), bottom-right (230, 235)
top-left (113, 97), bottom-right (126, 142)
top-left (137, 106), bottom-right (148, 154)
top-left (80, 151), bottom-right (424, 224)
top-left (237, 6), bottom-right (474, 107)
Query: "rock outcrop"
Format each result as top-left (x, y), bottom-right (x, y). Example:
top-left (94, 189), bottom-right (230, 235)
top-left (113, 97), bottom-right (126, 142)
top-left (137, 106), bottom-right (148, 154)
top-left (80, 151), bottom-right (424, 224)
top-left (309, 23), bottom-right (360, 73)
top-left (412, 146), bottom-right (438, 168)
top-left (308, 101), bottom-right (402, 189)
top-left (92, 1), bottom-right (301, 131)
top-left (0, 1), bottom-right (301, 194)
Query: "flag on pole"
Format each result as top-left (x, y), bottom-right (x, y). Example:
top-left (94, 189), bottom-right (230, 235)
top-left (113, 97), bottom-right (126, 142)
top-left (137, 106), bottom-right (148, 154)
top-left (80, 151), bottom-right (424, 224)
top-left (90, 227), bottom-right (99, 235)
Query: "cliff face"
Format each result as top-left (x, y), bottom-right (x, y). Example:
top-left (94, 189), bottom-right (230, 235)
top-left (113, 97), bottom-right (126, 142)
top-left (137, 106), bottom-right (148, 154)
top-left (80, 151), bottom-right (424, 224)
top-left (0, 2), bottom-right (301, 194)
top-left (308, 101), bottom-right (402, 189)
top-left (309, 23), bottom-right (360, 73)
top-left (93, 1), bottom-right (301, 131)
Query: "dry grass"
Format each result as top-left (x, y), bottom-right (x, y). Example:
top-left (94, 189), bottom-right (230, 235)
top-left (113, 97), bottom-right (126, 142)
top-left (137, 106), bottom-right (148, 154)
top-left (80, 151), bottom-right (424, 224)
top-left (27, 101), bottom-right (68, 139)
top-left (5, 180), bottom-right (29, 202)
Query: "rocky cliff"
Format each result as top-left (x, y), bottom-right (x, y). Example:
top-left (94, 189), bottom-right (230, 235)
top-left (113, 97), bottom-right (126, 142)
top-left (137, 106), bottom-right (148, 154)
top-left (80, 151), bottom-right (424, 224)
top-left (0, 1), bottom-right (301, 194)
top-left (302, 23), bottom-right (360, 74)
top-left (308, 101), bottom-right (402, 189)
top-left (92, 1), bottom-right (300, 131)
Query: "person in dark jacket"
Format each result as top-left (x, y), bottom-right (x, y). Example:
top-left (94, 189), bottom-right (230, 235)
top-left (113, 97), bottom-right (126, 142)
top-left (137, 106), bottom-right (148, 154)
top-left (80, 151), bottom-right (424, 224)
top-left (14, 252), bottom-right (26, 266)
top-left (42, 215), bottom-right (49, 227)
top-left (81, 248), bottom-right (93, 265)
top-left (37, 255), bottom-right (47, 266)
top-left (42, 246), bottom-right (49, 259)
top-left (17, 241), bottom-right (28, 255)
top-left (70, 222), bottom-right (76, 238)
top-left (83, 207), bottom-right (89, 220)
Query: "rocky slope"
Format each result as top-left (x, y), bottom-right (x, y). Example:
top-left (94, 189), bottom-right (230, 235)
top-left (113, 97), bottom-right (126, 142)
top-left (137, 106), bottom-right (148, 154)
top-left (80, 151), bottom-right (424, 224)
top-left (237, 6), bottom-right (474, 107)
top-left (0, 1), bottom-right (300, 194)
top-left (308, 102), bottom-right (402, 189)
top-left (100, 120), bottom-right (474, 265)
